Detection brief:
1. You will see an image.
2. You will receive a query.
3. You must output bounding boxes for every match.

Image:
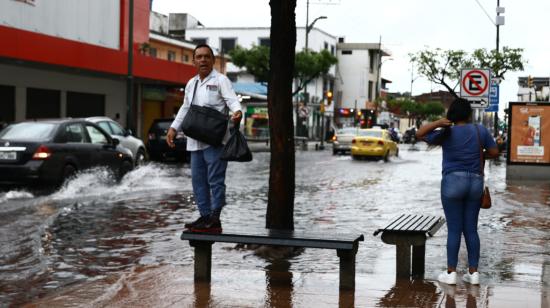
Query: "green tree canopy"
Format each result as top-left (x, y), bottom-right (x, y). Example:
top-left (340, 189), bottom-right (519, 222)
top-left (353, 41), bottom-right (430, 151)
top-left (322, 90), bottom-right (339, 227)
top-left (229, 45), bottom-right (337, 96)
top-left (409, 47), bottom-right (525, 97)
top-left (387, 98), bottom-right (445, 124)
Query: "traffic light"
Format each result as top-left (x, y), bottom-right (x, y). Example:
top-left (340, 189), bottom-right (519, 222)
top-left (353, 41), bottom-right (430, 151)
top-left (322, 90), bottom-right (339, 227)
top-left (326, 90), bottom-right (333, 105)
top-left (527, 75), bottom-right (533, 88)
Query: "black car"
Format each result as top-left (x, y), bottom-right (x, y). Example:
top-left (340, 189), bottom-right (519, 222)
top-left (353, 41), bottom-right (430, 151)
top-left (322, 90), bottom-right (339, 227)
top-left (146, 118), bottom-right (188, 162)
top-left (0, 119), bottom-right (134, 188)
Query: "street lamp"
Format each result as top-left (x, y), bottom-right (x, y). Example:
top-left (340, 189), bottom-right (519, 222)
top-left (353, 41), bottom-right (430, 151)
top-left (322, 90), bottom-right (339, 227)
top-left (305, 15), bottom-right (327, 51)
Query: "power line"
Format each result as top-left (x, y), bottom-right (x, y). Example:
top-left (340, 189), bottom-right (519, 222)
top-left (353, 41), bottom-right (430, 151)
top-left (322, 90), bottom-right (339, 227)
top-left (473, 0), bottom-right (496, 26)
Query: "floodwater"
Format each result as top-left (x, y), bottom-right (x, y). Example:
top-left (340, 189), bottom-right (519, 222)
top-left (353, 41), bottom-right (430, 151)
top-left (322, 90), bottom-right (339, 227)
top-left (0, 144), bottom-right (548, 307)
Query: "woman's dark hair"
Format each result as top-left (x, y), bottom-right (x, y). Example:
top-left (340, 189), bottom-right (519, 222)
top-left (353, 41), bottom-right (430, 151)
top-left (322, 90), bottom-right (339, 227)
top-left (430, 98), bottom-right (472, 145)
top-left (446, 98), bottom-right (472, 123)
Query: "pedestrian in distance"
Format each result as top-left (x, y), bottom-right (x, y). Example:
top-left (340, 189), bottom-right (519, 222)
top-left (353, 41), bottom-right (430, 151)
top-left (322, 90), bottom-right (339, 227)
top-left (167, 44), bottom-right (242, 233)
top-left (416, 98), bottom-right (499, 286)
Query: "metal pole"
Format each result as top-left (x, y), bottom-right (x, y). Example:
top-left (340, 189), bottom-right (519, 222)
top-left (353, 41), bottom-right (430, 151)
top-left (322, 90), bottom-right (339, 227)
top-left (375, 35), bottom-right (382, 100)
top-left (305, 0), bottom-right (310, 51)
top-left (493, 0), bottom-right (500, 137)
top-left (126, 0), bottom-right (134, 132)
top-left (320, 106), bottom-right (325, 150)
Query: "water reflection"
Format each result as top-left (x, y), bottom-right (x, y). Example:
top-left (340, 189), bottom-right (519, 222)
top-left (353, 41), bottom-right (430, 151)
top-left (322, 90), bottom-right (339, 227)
top-left (265, 259), bottom-right (294, 307)
top-left (378, 279), bottom-right (438, 307)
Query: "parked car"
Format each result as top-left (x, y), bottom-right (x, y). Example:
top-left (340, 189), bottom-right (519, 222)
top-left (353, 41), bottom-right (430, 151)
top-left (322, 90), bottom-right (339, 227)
top-left (351, 128), bottom-right (399, 161)
top-left (86, 116), bottom-right (147, 166)
top-left (332, 127), bottom-right (359, 155)
top-left (0, 119), bottom-right (134, 188)
top-left (146, 118), bottom-right (188, 162)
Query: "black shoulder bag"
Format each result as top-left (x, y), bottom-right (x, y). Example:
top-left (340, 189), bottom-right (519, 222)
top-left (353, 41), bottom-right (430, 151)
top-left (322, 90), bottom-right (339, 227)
top-left (180, 80), bottom-right (229, 146)
top-left (221, 122), bottom-right (252, 162)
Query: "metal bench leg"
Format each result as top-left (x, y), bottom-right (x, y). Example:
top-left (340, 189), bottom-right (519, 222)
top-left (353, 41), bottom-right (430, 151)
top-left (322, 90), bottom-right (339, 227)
top-left (190, 240), bottom-right (213, 282)
top-left (337, 248), bottom-right (357, 290)
top-left (411, 244), bottom-right (426, 277)
top-left (395, 243), bottom-right (411, 278)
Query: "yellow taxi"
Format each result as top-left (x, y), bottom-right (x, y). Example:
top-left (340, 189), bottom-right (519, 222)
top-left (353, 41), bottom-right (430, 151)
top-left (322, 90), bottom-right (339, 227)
top-left (351, 128), bottom-right (399, 161)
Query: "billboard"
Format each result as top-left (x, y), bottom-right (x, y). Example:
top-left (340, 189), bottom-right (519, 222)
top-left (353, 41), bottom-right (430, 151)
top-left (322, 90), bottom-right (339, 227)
top-left (508, 103), bottom-right (550, 164)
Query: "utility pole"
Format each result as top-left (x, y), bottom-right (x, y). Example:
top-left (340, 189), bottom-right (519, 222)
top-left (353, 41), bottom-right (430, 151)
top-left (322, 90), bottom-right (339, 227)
top-left (126, 0), bottom-right (135, 133)
top-left (494, 0), bottom-right (504, 137)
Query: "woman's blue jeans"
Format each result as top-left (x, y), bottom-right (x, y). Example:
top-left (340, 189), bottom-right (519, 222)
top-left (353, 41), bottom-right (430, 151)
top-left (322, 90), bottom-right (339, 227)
top-left (441, 171), bottom-right (483, 269)
top-left (191, 146), bottom-right (228, 217)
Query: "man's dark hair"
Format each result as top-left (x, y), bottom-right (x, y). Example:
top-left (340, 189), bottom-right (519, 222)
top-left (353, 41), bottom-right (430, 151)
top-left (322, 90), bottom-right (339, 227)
top-left (193, 44), bottom-right (215, 59)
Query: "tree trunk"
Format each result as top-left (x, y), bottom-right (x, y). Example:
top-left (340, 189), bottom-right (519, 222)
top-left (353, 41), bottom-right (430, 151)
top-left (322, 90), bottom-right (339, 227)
top-left (266, 0), bottom-right (297, 230)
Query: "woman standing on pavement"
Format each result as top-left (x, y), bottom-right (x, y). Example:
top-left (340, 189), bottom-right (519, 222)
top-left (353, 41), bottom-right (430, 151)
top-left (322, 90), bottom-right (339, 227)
top-left (416, 98), bottom-right (499, 285)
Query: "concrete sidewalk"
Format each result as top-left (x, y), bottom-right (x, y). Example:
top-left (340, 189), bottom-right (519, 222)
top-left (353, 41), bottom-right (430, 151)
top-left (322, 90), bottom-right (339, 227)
top-left (31, 264), bottom-right (546, 307)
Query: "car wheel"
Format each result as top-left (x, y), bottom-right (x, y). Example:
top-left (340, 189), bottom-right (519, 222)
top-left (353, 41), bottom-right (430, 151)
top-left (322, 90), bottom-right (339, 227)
top-left (61, 164), bottom-right (76, 185)
top-left (332, 149), bottom-right (338, 155)
top-left (118, 160), bottom-right (133, 181)
top-left (135, 149), bottom-right (147, 166)
top-left (383, 151), bottom-right (390, 162)
top-left (352, 155), bottom-right (359, 160)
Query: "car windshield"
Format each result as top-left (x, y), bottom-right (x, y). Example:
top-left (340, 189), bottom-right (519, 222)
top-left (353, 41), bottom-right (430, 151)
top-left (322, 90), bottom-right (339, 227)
top-left (337, 128), bottom-right (357, 135)
top-left (0, 122), bottom-right (57, 141)
top-left (357, 130), bottom-right (383, 138)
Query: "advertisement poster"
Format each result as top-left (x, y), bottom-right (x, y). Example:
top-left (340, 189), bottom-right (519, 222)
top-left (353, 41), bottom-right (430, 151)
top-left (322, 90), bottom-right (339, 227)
top-left (509, 103), bottom-right (550, 164)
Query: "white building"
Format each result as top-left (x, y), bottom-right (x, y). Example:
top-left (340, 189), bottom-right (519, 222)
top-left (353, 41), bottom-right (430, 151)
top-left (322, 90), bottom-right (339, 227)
top-left (517, 76), bottom-right (550, 102)
top-left (185, 25), bottom-right (338, 104)
top-left (335, 41), bottom-right (391, 127)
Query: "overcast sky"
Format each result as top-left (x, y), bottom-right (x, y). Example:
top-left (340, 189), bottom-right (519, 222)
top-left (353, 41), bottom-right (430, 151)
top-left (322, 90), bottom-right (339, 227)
top-left (153, 0), bottom-right (549, 114)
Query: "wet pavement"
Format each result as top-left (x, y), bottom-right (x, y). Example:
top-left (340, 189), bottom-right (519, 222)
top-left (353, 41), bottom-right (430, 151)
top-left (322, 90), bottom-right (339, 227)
top-left (0, 143), bottom-right (548, 307)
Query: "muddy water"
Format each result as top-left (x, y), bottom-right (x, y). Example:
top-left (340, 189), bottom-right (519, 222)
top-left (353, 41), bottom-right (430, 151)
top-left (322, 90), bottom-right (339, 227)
top-left (0, 144), bottom-right (548, 306)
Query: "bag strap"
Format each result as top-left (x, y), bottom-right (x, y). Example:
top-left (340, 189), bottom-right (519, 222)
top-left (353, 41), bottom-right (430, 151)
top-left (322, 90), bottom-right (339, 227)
top-left (190, 77), bottom-right (229, 116)
top-left (189, 79), bottom-right (199, 106)
top-left (474, 124), bottom-right (485, 176)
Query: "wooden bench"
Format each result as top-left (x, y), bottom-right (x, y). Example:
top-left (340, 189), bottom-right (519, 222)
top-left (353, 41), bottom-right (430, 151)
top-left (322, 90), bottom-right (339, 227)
top-left (181, 227), bottom-right (364, 290)
top-left (373, 214), bottom-right (445, 278)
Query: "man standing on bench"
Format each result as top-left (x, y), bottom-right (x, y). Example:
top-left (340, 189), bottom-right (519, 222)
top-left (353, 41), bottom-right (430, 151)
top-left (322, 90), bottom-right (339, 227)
top-left (167, 44), bottom-right (242, 232)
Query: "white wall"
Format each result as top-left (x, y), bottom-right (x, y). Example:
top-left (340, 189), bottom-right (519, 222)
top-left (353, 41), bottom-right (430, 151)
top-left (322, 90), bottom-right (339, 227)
top-left (0, 0), bottom-right (120, 49)
top-left (0, 63), bottom-right (126, 123)
top-left (185, 27), bottom-right (338, 99)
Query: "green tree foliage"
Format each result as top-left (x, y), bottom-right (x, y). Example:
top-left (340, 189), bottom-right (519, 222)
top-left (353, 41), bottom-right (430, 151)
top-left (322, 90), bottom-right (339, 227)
top-left (410, 47), bottom-right (525, 97)
top-left (229, 45), bottom-right (270, 83)
top-left (387, 98), bottom-right (445, 124)
top-left (229, 46), bottom-right (337, 96)
top-left (471, 47), bottom-right (524, 80)
top-left (294, 49), bottom-right (337, 95)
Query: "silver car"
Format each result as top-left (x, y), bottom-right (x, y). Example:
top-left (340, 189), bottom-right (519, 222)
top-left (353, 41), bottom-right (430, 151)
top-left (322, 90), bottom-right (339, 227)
top-left (86, 117), bottom-right (147, 166)
top-left (332, 127), bottom-right (359, 155)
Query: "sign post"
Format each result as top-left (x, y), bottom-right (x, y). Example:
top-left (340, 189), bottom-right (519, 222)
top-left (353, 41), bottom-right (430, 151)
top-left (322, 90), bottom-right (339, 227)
top-left (460, 69), bottom-right (491, 108)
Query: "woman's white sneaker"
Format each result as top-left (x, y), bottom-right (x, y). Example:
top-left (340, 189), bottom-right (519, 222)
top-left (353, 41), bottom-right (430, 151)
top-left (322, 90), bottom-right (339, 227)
top-left (462, 272), bottom-right (480, 285)
top-left (438, 271), bottom-right (457, 285)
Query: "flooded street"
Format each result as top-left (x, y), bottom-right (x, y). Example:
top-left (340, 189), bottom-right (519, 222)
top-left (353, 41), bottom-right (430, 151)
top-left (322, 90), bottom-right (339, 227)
top-left (1, 144), bottom-right (549, 307)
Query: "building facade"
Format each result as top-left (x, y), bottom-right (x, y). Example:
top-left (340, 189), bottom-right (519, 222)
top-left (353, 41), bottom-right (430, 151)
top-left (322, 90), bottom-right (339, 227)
top-left (334, 41), bottom-right (391, 127)
top-left (0, 0), bottom-right (196, 139)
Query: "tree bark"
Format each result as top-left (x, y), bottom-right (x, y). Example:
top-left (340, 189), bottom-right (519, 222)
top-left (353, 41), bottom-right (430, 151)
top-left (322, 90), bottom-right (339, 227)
top-left (266, 0), bottom-right (297, 230)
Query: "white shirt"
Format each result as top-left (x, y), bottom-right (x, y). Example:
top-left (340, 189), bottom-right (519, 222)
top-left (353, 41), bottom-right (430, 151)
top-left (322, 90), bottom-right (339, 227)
top-left (171, 69), bottom-right (242, 151)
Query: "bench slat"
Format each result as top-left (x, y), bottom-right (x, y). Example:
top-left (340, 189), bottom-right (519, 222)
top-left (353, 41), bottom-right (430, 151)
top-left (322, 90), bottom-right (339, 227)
top-left (373, 214), bottom-right (445, 236)
top-left (181, 227), bottom-right (364, 250)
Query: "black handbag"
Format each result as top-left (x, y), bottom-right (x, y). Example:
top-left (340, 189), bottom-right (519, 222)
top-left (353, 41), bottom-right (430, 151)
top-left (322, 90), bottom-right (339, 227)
top-left (221, 123), bottom-right (252, 162)
top-left (181, 80), bottom-right (229, 146)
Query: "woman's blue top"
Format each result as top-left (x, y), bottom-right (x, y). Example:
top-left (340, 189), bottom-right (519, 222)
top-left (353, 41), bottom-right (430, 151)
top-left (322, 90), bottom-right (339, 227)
top-left (425, 124), bottom-right (497, 175)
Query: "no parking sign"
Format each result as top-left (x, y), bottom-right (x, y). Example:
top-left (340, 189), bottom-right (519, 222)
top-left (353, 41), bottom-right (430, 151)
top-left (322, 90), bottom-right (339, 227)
top-left (460, 69), bottom-right (491, 108)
